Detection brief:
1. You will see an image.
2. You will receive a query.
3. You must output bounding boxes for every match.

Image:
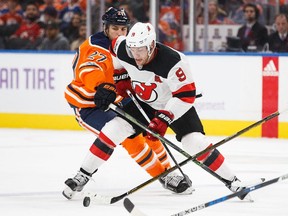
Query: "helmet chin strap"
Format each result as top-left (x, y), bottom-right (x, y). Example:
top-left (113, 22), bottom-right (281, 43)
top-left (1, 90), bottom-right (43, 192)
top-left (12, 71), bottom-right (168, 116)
top-left (145, 43), bottom-right (156, 64)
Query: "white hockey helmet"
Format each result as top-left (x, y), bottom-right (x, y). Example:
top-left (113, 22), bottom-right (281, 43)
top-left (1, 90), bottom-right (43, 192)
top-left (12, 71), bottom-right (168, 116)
top-left (126, 22), bottom-right (156, 54)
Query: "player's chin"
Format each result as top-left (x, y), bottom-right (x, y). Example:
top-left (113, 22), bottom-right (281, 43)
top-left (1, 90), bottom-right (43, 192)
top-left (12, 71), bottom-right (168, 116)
top-left (135, 59), bottom-right (143, 65)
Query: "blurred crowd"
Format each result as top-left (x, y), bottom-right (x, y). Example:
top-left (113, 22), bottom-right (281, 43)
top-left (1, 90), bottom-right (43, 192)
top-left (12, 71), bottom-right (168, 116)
top-left (0, 0), bottom-right (88, 50)
top-left (196, 0), bottom-right (288, 26)
top-left (0, 0), bottom-right (287, 52)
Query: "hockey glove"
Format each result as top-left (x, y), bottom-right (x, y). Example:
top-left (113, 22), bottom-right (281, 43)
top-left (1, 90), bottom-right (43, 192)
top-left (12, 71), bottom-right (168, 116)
top-left (147, 110), bottom-right (174, 141)
top-left (113, 69), bottom-right (134, 98)
top-left (94, 83), bottom-right (117, 111)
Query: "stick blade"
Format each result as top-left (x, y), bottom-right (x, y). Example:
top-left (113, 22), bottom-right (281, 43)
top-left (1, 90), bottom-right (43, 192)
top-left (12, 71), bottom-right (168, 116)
top-left (82, 193), bottom-right (112, 206)
top-left (123, 198), bottom-right (148, 216)
top-left (123, 198), bottom-right (134, 213)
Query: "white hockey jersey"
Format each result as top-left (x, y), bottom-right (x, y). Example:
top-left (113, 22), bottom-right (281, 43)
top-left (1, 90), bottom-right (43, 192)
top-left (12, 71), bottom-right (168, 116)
top-left (111, 36), bottom-right (197, 120)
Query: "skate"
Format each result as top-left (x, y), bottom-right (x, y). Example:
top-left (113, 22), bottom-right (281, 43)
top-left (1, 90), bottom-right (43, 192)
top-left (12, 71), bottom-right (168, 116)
top-left (159, 172), bottom-right (194, 194)
top-left (225, 176), bottom-right (253, 201)
top-left (62, 170), bottom-right (91, 200)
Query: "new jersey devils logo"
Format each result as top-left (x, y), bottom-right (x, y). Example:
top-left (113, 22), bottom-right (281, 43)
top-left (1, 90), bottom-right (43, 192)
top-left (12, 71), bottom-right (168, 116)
top-left (133, 82), bottom-right (158, 102)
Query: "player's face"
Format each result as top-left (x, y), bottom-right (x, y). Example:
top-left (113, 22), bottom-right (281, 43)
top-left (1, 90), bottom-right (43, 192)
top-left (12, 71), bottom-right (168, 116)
top-left (129, 46), bottom-right (149, 67)
top-left (107, 24), bottom-right (129, 40)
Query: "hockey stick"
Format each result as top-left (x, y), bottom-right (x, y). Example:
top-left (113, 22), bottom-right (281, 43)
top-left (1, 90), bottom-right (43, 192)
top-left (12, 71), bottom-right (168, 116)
top-left (109, 103), bottom-right (228, 183)
top-left (124, 90), bottom-right (238, 187)
top-left (126, 90), bottom-right (190, 184)
top-left (109, 104), bottom-right (286, 187)
top-left (123, 173), bottom-right (288, 216)
top-left (83, 107), bottom-right (286, 206)
top-left (171, 172), bottom-right (288, 215)
top-left (124, 198), bottom-right (148, 216)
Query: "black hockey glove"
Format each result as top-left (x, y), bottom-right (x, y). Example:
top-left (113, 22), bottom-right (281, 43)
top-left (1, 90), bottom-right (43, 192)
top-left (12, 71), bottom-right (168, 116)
top-left (94, 83), bottom-right (117, 111)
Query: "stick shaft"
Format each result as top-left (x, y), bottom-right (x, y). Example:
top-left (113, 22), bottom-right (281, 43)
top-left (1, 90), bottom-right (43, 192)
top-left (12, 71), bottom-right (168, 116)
top-left (108, 104), bottom-right (283, 203)
top-left (126, 90), bottom-right (188, 180)
top-left (171, 173), bottom-right (288, 215)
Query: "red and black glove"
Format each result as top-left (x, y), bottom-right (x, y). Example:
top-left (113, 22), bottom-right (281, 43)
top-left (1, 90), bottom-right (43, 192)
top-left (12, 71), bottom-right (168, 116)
top-left (147, 110), bottom-right (174, 141)
top-left (94, 83), bottom-right (117, 111)
top-left (113, 69), bottom-right (134, 98)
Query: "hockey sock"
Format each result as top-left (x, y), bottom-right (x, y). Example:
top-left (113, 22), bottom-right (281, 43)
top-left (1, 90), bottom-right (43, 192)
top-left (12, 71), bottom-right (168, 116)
top-left (122, 134), bottom-right (166, 177)
top-left (182, 132), bottom-right (235, 181)
top-left (81, 138), bottom-right (115, 174)
top-left (144, 138), bottom-right (171, 169)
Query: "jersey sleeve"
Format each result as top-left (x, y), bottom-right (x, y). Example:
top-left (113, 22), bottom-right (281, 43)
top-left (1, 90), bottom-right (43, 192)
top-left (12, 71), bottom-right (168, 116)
top-left (164, 56), bottom-right (196, 120)
top-left (74, 40), bottom-right (114, 91)
top-left (64, 38), bottom-right (115, 108)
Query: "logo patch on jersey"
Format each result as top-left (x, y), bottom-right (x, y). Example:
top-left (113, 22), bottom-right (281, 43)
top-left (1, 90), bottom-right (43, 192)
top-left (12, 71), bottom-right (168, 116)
top-left (133, 82), bottom-right (158, 102)
top-left (154, 75), bottom-right (162, 83)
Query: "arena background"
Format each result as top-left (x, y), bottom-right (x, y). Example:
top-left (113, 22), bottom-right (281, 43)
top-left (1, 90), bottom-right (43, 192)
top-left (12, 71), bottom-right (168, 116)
top-left (0, 51), bottom-right (287, 138)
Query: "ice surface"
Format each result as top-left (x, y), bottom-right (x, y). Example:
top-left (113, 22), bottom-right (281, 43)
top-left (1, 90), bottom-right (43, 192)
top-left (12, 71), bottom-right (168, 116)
top-left (0, 128), bottom-right (287, 216)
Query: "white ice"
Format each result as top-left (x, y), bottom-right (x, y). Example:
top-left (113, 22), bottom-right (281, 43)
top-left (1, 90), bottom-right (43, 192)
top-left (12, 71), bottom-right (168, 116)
top-left (0, 128), bottom-right (287, 216)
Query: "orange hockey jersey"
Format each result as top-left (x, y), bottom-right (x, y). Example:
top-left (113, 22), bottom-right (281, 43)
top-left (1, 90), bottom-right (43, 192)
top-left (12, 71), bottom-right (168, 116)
top-left (64, 32), bottom-right (115, 108)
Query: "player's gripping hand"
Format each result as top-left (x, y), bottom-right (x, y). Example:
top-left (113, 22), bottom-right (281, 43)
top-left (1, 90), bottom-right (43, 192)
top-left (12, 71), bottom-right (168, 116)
top-left (147, 110), bottom-right (174, 141)
top-left (113, 69), bottom-right (134, 98)
top-left (94, 83), bottom-right (117, 111)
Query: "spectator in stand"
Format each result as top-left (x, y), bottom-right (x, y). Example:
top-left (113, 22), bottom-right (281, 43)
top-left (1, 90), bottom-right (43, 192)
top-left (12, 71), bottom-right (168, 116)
top-left (62, 11), bottom-right (81, 43)
top-left (0, 0), bottom-right (22, 15)
top-left (0, 0), bottom-right (23, 25)
top-left (232, 0), bottom-right (265, 25)
top-left (236, 3), bottom-right (268, 52)
top-left (268, 13), bottom-right (288, 52)
top-left (59, 0), bottom-right (82, 32)
top-left (6, 1), bottom-right (45, 49)
top-left (129, 0), bottom-right (149, 22)
top-left (280, 0), bottom-right (288, 14)
top-left (222, 0), bottom-right (242, 19)
top-left (197, 0), bottom-right (234, 25)
top-left (39, 0), bottom-right (62, 21)
top-left (39, 0), bottom-right (63, 12)
top-left (257, 0), bottom-right (277, 26)
top-left (91, 0), bottom-right (100, 33)
top-left (159, 0), bottom-right (184, 50)
top-left (39, 20), bottom-right (70, 50)
top-left (42, 6), bottom-right (58, 24)
top-left (78, 0), bottom-right (86, 12)
top-left (118, 1), bottom-right (138, 27)
top-left (0, 2), bottom-right (4, 11)
top-left (70, 21), bottom-right (86, 50)
top-left (0, 0), bottom-right (8, 16)
top-left (0, 0), bottom-right (23, 49)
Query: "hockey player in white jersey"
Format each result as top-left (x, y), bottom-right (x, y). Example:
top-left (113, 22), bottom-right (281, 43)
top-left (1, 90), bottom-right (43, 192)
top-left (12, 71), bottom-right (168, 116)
top-left (93, 22), bottom-right (252, 199)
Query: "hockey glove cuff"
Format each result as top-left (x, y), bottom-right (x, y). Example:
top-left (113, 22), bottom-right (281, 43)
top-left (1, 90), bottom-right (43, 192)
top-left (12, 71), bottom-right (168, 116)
top-left (147, 110), bottom-right (174, 141)
top-left (94, 83), bottom-right (117, 111)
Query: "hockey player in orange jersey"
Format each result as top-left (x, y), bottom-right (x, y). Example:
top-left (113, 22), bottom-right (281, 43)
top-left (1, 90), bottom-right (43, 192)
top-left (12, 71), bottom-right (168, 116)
top-left (62, 7), bottom-right (193, 199)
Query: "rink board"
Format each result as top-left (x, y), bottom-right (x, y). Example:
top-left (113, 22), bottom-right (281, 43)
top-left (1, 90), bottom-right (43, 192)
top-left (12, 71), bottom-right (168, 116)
top-left (0, 51), bottom-right (287, 138)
